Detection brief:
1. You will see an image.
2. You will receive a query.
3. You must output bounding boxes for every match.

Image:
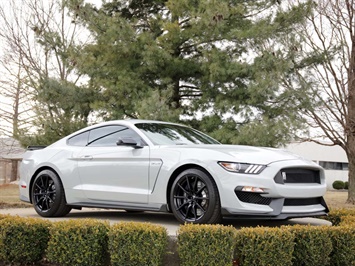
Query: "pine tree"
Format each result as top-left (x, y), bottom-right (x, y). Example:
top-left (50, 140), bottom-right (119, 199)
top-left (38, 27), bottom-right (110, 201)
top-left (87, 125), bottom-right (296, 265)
top-left (68, 0), bottom-right (318, 146)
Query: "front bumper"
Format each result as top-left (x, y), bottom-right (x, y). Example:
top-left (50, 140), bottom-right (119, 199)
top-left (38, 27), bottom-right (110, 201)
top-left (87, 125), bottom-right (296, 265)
top-left (213, 159), bottom-right (329, 219)
top-left (221, 197), bottom-right (329, 220)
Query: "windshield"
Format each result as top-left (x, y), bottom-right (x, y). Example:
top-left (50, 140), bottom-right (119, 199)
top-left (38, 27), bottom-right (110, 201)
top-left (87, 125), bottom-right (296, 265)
top-left (135, 123), bottom-right (220, 145)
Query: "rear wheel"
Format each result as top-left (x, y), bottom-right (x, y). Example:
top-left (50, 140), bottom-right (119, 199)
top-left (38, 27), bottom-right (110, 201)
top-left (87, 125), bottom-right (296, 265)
top-left (31, 170), bottom-right (71, 217)
top-left (170, 168), bottom-right (222, 224)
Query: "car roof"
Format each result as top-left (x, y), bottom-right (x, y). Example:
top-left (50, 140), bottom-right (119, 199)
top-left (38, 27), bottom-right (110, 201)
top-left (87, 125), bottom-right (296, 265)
top-left (63, 119), bottom-right (187, 139)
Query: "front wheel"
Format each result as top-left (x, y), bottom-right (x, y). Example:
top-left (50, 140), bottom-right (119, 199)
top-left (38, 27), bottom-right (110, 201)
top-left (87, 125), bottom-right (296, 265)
top-left (170, 168), bottom-right (222, 224)
top-left (31, 170), bottom-right (72, 217)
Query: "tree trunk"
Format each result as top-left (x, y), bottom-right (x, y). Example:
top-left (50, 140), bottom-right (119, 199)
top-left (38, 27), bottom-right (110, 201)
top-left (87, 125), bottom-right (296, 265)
top-left (347, 146), bottom-right (355, 204)
top-left (346, 29), bottom-right (355, 203)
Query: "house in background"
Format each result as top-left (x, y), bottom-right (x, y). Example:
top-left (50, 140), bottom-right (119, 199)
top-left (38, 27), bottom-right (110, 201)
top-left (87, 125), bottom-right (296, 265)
top-left (0, 138), bottom-right (25, 184)
top-left (285, 141), bottom-right (348, 189)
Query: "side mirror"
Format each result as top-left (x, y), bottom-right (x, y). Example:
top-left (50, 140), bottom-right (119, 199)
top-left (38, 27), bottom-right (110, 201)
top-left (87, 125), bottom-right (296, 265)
top-left (116, 137), bottom-right (143, 149)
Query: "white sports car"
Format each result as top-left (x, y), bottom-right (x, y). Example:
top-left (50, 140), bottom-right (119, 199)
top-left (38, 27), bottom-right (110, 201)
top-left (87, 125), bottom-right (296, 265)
top-left (19, 120), bottom-right (328, 224)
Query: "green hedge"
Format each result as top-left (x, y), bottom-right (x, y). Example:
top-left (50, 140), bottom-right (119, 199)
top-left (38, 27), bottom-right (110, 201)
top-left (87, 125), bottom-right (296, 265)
top-left (109, 222), bottom-right (167, 266)
top-left (329, 226), bottom-right (355, 266)
top-left (323, 208), bottom-right (355, 226)
top-left (339, 215), bottom-right (355, 226)
top-left (178, 224), bottom-right (236, 266)
top-left (2, 213), bottom-right (355, 266)
top-left (0, 214), bottom-right (11, 220)
top-left (235, 226), bottom-right (294, 266)
top-left (0, 216), bottom-right (50, 264)
top-left (46, 219), bottom-right (109, 266)
top-left (289, 225), bottom-right (332, 266)
top-left (332, 180), bottom-right (345, 190)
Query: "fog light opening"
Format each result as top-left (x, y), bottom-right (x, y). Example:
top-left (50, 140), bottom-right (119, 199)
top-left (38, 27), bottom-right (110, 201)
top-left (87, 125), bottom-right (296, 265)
top-left (241, 186), bottom-right (265, 193)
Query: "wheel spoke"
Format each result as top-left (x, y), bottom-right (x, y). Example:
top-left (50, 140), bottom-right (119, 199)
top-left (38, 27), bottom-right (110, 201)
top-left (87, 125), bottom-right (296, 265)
top-left (177, 183), bottom-right (189, 194)
top-left (43, 198), bottom-right (49, 210)
top-left (192, 176), bottom-right (198, 192)
top-left (185, 176), bottom-right (192, 192)
top-left (194, 196), bottom-right (209, 200)
top-left (174, 195), bottom-right (188, 199)
top-left (185, 204), bottom-right (192, 218)
top-left (192, 205), bottom-right (198, 220)
top-left (38, 197), bottom-right (45, 210)
top-left (195, 202), bottom-right (207, 214)
top-left (35, 183), bottom-right (42, 190)
top-left (196, 185), bottom-right (206, 195)
top-left (176, 201), bottom-right (189, 211)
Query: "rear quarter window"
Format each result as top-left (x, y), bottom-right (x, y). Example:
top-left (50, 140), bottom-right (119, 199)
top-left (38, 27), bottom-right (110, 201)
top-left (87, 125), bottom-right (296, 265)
top-left (67, 131), bottom-right (89, 146)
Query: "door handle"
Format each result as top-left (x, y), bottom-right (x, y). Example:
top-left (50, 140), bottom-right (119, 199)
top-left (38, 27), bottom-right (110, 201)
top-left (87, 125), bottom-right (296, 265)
top-left (81, 155), bottom-right (93, 160)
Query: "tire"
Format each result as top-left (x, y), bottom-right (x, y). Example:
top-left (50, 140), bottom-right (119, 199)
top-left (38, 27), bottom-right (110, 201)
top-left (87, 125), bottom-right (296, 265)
top-left (170, 168), bottom-right (222, 224)
top-left (31, 169), bottom-right (72, 217)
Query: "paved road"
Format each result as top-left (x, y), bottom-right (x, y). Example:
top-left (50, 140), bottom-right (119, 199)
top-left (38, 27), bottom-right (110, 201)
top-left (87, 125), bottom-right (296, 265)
top-left (0, 208), bottom-right (331, 235)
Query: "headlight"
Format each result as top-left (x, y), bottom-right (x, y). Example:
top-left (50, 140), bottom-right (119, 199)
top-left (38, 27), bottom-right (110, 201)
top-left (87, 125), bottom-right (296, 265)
top-left (218, 162), bottom-right (266, 174)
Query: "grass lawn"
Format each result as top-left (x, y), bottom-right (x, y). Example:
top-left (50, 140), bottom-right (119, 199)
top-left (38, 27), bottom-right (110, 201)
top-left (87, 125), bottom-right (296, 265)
top-left (0, 184), bottom-right (31, 208)
top-left (0, 183), bottom-right (354, 210)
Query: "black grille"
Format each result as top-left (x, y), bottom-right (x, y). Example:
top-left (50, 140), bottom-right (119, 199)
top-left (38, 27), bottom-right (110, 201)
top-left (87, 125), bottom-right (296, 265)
top-left (235, 191), bottom-right (272, 205)
top-left (284, 197), bottom-right (322, 206)
top-left (274, 168), bottom-right (320, 184)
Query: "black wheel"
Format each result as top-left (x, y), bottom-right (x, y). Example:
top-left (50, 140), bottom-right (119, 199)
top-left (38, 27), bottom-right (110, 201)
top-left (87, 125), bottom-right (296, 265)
top-left (31, 170), bottom-right (71, 217)
top-left (170, 168), bottom-right (222, 224)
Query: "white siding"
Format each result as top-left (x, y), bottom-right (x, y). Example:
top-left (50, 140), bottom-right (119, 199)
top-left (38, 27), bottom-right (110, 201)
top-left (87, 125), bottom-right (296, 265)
top-left (285, 142), bottom-right (348, 189)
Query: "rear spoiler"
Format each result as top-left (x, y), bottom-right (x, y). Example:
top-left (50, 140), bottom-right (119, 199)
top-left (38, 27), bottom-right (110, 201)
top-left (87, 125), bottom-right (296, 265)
top-left (27, 146), bottom-right (47, 151)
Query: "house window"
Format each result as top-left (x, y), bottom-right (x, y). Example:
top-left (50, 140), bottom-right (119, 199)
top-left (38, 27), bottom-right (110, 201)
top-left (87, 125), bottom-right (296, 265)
top-left (319, 161), bottom-right (348, 170)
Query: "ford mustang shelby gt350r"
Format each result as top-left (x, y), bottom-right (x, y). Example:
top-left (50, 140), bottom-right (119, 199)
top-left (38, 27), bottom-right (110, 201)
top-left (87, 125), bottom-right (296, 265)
top-left (19, 120), bottom-right (328, 224)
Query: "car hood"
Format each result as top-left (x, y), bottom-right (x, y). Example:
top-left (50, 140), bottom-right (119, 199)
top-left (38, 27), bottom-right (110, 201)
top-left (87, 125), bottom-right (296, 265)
top-left (162, 144), bottom-right (307, 165)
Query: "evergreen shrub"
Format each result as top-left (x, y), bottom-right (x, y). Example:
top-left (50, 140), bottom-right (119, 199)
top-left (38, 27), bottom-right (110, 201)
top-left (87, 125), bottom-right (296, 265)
top-left (109, 222), bottom-right (167, 266)
top-left (344, 181), bottom-right (349, 189)
top-left (177, 224), bottom-right (236, 266)
top-left (339, 215), bottom-right (355, 226)
top-left (0, 216), bottom-right (50, 264)
top-left (235, 226), bottom-right (294, 266)
top-left (323, 208), bottom-right (355, 226)
top-left (332, 180), bottom-right (345, 190)
top-left (329, 226), bottom-right (355, 266)
top-left (289, 225), bottom-right (332, 266)
top-left (46, 219), bottom-right (109, 266)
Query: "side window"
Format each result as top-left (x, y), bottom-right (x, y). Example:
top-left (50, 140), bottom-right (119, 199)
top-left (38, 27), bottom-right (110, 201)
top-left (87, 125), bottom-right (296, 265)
top-left (67, 131), bottom-right (89, 146)
top-left (87, 125), bottom-right (143, 147)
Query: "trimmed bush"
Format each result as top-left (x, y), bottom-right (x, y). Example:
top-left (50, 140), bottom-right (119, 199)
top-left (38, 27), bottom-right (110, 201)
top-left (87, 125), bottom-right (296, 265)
top-left (332, 180), bottom-right (345, 190)
top-left (339, 215), bottom-right (355, 226)
top-left (0, 214), bottom-right (11, 220)
top-left (235, 226), bottom-right (294, 266)
top-left (109, 222), bottom-right (167, 266)
top-left (329, 226), bottom-right (355, 266)
top-left (344, 181), bottom-right (349, 189)
top-left (178, 224), bottom-right (236, 266)
top-left (289, 225), bottom-right (332, 266)
top-left (46, 219), bottom-right (109, 266)
top-left (323, 208), bottom-right (355, 226)
top-left (0, 216), bottom-right (51, 264)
